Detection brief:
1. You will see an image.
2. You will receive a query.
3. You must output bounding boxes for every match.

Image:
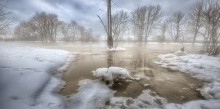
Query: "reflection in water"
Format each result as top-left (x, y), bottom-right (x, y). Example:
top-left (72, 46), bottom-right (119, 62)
top-left (107, 52), bottom-right (113, 67)
top-left (131, 45), bottom-right (148, 69)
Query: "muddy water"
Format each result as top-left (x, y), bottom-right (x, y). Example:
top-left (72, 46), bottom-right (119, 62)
top-left (59, 42), bottom-right (204, 103)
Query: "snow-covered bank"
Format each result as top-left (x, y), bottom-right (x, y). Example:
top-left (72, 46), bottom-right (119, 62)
top-left (155, 52), bottom-right (220, 82)
top-left (0, 47), bottom-right (72, 109)
top-left (155, 51), bottom-right (220, 109)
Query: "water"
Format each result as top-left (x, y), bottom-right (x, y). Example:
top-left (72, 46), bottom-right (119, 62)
top-left (57, 42), bottom-right (204, 103)
top-left (0, 41), bottom-right (205, 103)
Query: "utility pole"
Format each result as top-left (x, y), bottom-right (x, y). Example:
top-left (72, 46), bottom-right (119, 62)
top-left (107, 0), bottom-right (113, 48)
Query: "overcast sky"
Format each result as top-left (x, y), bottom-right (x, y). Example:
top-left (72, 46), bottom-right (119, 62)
top-left (7, 0), bottom-right (197, 36)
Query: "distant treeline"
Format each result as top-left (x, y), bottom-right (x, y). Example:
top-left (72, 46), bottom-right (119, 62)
top-left (0, 0), bottom-right (220, 54)
top-left (13, 12), bottom-right (100, 42)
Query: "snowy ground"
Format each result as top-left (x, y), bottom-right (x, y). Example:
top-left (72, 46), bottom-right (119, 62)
top-left (154, 51), bottom-right (220, 109)
top-left (1, 43), bottom-right (220, 109)
top-left (0, 46), bottom-right (72, 109)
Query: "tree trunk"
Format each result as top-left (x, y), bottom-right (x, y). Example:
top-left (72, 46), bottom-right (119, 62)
top-left (107, 0), bottom-right (113, 48)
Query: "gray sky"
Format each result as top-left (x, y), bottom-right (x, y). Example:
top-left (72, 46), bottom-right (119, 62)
top-left (7, 0), bottom-right (197, 35)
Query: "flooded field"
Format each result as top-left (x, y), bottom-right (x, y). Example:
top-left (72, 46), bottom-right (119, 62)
top-left (56, 42), bottom-right (204, 103)
top-left (1, 41), bottom-right (205, 103)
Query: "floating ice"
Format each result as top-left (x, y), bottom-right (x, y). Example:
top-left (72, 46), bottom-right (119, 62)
top-left (92, 67), bottom-right (134, 83)
top-left (107, 47), bottom-right (126, 52)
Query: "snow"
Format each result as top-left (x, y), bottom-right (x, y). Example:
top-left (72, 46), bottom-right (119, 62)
top-left (164, 100), bottom-right (220, 109)
top-left (107, 47), bottom-right (126, 52)
top-left (65, 79), bottom-right (115, 109)
top-left (105, 89), bottom-right (167, 109)
top-left (156, 52), bottom-right (220, 82)
top-left (155, 51), bottom-right (220, 109)
top-left (0, 46), bottom-right (71, 109)
top-left (3, 43), bottom-right (220, 109)
top-left (92, 67), bottom-right (134, 83)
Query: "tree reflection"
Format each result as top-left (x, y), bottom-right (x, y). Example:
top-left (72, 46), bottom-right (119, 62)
top-left (131, 46), bottom-right (147, 69)
top-left (107, 52), bottom-right (113, 67)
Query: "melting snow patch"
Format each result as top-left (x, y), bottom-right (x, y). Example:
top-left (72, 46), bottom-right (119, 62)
top-left (155, 52), bottom-right (220, 82)
top-left (155, 51), bottom-right (220, 109)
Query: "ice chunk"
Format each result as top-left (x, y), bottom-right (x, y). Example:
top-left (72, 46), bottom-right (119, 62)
top-left (109, 67), bottom-right (134, 79)
top-left (92, 68), bottom-right (112, 81)
top-left (93, 67), bottom-right (134, 83)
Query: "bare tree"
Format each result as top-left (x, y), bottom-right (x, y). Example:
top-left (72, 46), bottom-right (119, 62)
top-left (132, 6), bottom-right (147, 42)
top-left (97, 0), bottom-right (113, 48)
top-left (31, 12), bottom-right (47, 41)
top-left (14, 21), bottom-right (38, 40)
top-left (132, 5), bottom-right (161, 42)
top-left (31, 12), bottom-right (60, 42)
top-left (170, 11), bottom-right (185, 41)
top-left (60, 21), bottom-right (70, 41)
top-left (77, 25), bottom-right (95, 42)
top-left (47, 13), bottom-right (60, 41)
top-left (144, 5), bottom-right (161, 42)
top-left (78, 25), bottom-right (86, 41)
top-left (0, 0), bottom-right (11, 35)
top-left (202, 0), bottom-right (220, 55)
top-left (189, 0), bottom-right (204, 43)
top-left (69, 20), bottom-right (78, 41)
top-left (14, 12), bottom-right (60, 42)
top-left (112, 10), bottom-right (129, 46)
top-left (107, 0), bottom-right (113, 48)
top-left (157, 20), bottom-right (168, 42)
